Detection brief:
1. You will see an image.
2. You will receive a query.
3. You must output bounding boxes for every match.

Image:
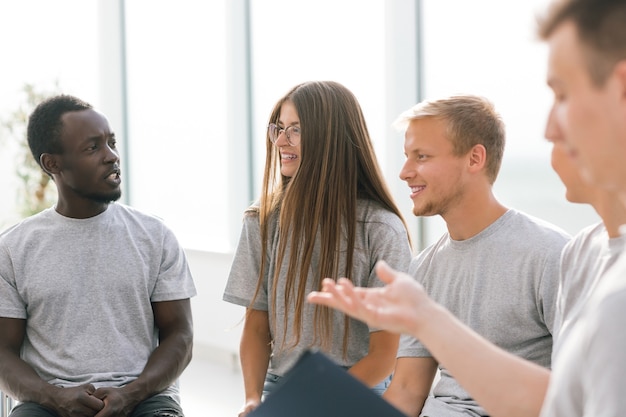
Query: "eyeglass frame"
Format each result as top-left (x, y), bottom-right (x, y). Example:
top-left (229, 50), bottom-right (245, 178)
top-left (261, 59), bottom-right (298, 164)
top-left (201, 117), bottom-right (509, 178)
top-left (267, 123), bottom-right (301, 146)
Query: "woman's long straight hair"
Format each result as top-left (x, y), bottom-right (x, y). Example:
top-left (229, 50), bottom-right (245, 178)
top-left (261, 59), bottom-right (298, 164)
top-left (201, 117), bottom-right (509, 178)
top-left (249, 81), bottom-right (410, 355)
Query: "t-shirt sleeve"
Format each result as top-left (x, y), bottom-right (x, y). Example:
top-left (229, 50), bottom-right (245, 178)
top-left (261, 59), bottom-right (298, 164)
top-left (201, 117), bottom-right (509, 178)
top-left (366, 214), bottom-right (412, 289)
top-left (362, 212), bottom-right (412, 333)
top-left (223, 212), bottom-right (268, 310)
top-left (397, 333), bottom-right (432, 358)
top-left (0, 244), bottom-right (26, 319)
top-left (397, 253), bottom-right (433, 358)
top-left (536, 234), bottom-right (567, 335)
top-left (151, 225), bottom-right (197, 302)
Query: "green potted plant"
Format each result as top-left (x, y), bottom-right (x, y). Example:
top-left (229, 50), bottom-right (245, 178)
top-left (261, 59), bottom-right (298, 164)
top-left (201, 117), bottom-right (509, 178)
top-left (0, 83), bottom-right (59, 218)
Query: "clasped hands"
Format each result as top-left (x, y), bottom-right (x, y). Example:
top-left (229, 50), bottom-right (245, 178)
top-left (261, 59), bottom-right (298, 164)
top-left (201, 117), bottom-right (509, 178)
top-left (52, 383), bottom-right (137, 417)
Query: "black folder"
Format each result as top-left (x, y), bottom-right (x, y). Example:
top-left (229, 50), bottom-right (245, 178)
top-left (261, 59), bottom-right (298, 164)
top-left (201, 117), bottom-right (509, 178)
top-left (249, 349), bottom-right (406, 417)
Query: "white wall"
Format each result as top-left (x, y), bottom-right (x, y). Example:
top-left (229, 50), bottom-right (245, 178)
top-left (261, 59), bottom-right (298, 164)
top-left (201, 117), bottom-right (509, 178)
top-left (185, 249), bottom-right (242, 358)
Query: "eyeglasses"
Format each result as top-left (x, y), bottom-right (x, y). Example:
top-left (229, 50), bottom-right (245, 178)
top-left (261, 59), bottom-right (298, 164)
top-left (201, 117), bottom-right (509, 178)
top-left (268, 123), bottom-right (301, 146)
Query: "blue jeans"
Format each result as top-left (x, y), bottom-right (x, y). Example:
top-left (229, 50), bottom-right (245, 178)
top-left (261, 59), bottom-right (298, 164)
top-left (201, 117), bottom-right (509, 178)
top-left (263, 371), bottom-right (392, 398)
top-left (370, 374), bottom-right (392, 396)
top-left (9, 395), bottom-right (183, 417)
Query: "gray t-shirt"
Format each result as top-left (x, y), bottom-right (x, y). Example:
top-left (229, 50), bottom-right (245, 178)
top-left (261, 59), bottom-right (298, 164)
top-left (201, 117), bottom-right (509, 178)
top-left (398, 209), bottom-right (570, 417)
top-left (553, 222), bottom-right (626, 357)
top-left (223, 199), bottom-right (412, 376)
top-left (541, 252), bottom-right (626, 417)
top-left (0, 204), bottom-right (197, 403)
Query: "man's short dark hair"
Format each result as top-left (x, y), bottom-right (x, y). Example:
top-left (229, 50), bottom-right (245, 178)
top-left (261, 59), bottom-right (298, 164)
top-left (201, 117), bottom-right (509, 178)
top-left (27, 94), bottom-right (93, 170)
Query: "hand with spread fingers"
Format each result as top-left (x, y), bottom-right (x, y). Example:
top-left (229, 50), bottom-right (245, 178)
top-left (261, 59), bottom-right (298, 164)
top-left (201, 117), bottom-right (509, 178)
top-left (308, 260), bottom-right (435, 337)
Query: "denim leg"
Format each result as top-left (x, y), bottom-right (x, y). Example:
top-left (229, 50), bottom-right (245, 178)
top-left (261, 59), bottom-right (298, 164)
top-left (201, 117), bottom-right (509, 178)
top-left (9, 402), bottom-right (57, 417)
top-left (130, 395), bottom-right (184, 417)
top-left (371, 374), bottom-right (392, 396)
top-left (10, 395), bottom-right (184, 417)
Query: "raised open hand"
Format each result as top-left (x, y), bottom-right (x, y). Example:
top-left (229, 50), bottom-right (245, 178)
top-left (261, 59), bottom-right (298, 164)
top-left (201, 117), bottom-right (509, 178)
top-left (307, 260), bottom-right (434, 336)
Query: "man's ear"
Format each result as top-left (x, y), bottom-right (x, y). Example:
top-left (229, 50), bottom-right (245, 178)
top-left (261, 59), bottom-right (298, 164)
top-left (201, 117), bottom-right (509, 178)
top-left (40, 153), bottom-right (60, 176)
top-left (468, 144), bottom-right (487, 172)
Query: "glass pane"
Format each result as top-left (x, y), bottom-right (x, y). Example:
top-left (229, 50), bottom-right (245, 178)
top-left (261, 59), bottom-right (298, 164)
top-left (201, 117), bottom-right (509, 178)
top-left (124, 0), bottom-right (229, 251)
top-left (421, 0), bottom-right (598, 240)
top-left (249, 0), bottom-right (387, 197)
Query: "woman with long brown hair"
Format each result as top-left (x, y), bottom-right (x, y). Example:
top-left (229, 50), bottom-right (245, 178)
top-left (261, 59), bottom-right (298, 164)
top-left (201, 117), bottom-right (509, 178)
top-left (223, 81), bottom-right (412, 416)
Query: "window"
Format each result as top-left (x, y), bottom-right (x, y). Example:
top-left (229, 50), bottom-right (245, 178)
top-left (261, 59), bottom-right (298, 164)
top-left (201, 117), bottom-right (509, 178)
top-left (249, 0), bottom-right (387, 194)
top-left (0, 0), bottom-right (99, 228)
top-left (420, 0), bottom-right (597, 241)
top-left (123, 0), bottom-right (230, 251)
top-left (1, 0), bottom-right (597, 247)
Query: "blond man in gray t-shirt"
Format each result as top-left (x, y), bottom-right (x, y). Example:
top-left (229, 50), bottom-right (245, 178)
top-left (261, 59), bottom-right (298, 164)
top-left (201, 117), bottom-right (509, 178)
top-left (379, 95), bottom-right (569, 417)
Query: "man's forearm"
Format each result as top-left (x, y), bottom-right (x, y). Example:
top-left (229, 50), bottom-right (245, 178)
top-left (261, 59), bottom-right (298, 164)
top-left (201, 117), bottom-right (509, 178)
top-left (413, 304), bottom-right (549, 417)
top-left (0, 349), bottom-right (62, 407)
top-left (121, 329), bottom-right (193, 404)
